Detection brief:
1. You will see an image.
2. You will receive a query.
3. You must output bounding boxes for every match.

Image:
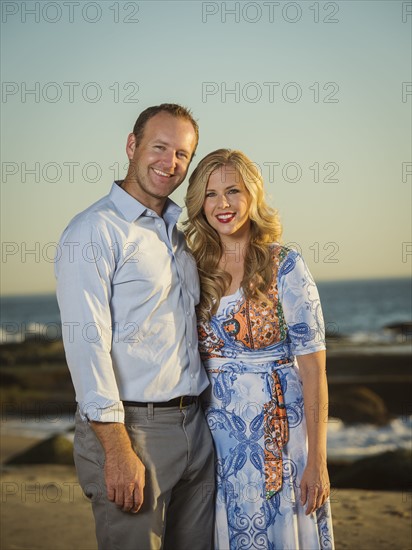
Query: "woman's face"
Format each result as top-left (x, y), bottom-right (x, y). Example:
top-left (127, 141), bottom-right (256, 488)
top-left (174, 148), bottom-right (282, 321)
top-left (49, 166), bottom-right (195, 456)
top-left (203, 165), bottom-right (251, 243)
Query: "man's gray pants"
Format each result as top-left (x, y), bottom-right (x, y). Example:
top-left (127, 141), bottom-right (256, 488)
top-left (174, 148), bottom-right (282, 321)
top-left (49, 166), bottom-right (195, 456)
top-left (73, 400), bottom-right (215, 550)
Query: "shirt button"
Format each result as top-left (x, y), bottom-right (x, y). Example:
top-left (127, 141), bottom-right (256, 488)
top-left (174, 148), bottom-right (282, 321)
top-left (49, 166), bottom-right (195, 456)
top-left (186, 311), bottom-right (190, 316)
top-left (157, 223), bottom-right (162, 228)
top-left (147, 210), bottom-right (152, 216)
top-left (190, 373), bottom-right (194, 379)
top-left (188, 342), bottom-right (192, 347)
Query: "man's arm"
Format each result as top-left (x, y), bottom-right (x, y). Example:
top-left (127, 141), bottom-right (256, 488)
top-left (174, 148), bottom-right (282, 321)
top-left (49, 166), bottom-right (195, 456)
top-left (55, 219), bottom-right (122, 421)
top-left (55, 217), bottom-right (145, 511)
top-left (91, 422), bottom-right (145, 513)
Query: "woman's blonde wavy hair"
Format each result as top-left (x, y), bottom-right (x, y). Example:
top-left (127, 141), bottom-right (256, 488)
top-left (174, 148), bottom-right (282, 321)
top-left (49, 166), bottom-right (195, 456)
top-left (184, 149), bottom-right (282, 321)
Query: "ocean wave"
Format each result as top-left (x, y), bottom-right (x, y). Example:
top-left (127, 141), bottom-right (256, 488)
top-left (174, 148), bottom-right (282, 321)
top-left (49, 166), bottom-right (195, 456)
top-left (327, 415), bottom-right (412, 461)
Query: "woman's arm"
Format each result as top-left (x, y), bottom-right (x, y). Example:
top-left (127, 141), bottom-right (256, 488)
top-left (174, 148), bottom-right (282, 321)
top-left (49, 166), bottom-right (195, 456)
top-left (297, 350), bottom-right (330, 515)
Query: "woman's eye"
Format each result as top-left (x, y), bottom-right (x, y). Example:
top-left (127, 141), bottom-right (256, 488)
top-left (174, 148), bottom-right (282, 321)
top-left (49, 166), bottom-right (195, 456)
top-left (205, 192), bottom-right (216, 198)
top-left (228, 188), bottom-right (239, 194)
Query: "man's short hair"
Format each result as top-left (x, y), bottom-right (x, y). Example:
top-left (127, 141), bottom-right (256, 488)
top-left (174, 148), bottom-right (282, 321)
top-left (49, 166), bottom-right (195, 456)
top-left (132, 103), bottom-right (199, 157)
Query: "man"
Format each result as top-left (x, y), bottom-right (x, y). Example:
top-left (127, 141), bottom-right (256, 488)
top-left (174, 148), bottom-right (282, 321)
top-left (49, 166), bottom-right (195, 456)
top-left (55, 104), bottom-right (214, 550)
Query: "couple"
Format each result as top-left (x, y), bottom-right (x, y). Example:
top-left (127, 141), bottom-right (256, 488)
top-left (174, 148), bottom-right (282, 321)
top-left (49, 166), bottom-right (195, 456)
top-left (55, 104), bottom-right (334, 550)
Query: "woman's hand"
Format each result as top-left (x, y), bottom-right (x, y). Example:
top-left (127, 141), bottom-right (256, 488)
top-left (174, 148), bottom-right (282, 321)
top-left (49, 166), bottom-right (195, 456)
top-left (300, 461), bottom-right (330, 515)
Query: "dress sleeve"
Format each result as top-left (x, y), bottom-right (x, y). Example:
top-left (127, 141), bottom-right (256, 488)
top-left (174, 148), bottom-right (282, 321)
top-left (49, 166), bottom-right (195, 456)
top-left (277, 249), bottom-right (326, 356)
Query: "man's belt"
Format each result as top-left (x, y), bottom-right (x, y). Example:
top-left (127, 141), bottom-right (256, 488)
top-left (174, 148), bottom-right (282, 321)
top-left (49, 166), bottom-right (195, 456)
top-left (122, 396), bottom-right (197, 409)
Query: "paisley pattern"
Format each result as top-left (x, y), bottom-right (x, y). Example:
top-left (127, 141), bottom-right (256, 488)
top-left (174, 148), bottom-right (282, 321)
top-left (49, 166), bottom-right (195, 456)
top-left (199, 245), bottom-right (334, 550)
top-left (263, 369), bottom-right (289, 498)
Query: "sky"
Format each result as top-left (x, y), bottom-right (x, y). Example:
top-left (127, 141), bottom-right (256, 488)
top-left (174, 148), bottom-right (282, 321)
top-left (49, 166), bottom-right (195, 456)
top-left (1, 0), bottom-right (411, 295)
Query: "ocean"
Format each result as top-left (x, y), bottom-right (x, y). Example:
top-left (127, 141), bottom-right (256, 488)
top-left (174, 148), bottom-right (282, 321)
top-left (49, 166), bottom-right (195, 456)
top-left (1, 278), bottom-right (411, 461)
top-left (317, 277), bottom-right (412, 343)
top-left (1, 277), bottom-right (411, 344)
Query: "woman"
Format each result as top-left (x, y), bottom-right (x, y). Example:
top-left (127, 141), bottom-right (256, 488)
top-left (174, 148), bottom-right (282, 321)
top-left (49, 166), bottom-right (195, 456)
top-left (184, 149), bottom-right (334, 550)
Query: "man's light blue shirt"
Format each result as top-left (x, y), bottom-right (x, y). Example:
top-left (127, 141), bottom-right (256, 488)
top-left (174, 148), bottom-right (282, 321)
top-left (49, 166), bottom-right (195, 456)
top-left (55, 182), bottom-right (209, 422)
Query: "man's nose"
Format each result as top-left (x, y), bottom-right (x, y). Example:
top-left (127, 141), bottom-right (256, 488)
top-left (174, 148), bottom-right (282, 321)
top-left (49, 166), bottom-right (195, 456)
top-left (161, 150), bottom-right (177, 172)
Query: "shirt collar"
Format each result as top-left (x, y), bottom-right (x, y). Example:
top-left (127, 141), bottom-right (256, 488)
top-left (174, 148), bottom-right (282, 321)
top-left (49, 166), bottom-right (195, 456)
top-left (109, 181), bottom-right (182, 223)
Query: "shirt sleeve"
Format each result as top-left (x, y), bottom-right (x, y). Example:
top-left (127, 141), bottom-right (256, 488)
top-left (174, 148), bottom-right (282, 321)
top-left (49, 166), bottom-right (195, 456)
top-left (55, 216), bottom-right (124, 423)
top-left (277, 249), bottom-right (326, 356)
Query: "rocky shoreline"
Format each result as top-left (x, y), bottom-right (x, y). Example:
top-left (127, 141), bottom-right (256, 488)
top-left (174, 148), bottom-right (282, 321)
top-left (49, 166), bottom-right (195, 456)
top-left (1, 339), bottom-right (411, 549)
top-left (1, 338), bottom-right (411, 492)
top-left (2, 339), bottom-right (411, 419)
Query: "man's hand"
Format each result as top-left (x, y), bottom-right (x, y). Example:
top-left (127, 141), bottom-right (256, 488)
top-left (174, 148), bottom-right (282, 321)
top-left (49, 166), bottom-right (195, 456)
top-left (91, 422), bottom-right (146, 513)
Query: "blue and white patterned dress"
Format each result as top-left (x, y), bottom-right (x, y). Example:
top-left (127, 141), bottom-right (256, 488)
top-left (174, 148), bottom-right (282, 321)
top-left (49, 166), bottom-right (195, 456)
top-left (198, 245), bottom-right (334, 550)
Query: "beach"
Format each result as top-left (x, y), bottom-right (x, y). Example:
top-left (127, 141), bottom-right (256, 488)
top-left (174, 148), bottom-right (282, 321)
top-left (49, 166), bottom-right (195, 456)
top-left (1, 434), bottom-right (411, 549)
top-left (1, 338), bottom-right (411, 549)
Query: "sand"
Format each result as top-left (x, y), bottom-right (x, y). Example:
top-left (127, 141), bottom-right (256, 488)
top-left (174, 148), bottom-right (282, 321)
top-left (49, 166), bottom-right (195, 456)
top-left (1, 434), bottom-right (411, 550)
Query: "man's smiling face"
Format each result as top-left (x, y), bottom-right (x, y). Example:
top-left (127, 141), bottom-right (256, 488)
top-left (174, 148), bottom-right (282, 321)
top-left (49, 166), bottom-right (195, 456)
top-left (125, 111), bottom-right (197, 213)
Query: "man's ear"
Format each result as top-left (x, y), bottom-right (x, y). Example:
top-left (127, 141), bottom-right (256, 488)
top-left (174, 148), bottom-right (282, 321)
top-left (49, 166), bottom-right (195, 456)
top-left (126, 133), bottom-right (137, 160)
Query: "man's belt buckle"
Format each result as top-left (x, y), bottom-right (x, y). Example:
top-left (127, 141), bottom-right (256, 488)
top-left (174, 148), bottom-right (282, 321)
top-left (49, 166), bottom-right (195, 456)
top-left (179, 396), bottom-right (196, 409)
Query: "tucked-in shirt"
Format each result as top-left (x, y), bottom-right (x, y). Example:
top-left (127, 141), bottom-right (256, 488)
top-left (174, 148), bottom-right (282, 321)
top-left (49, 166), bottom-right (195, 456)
top-left (55, 182), bottom-right (209, 423)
